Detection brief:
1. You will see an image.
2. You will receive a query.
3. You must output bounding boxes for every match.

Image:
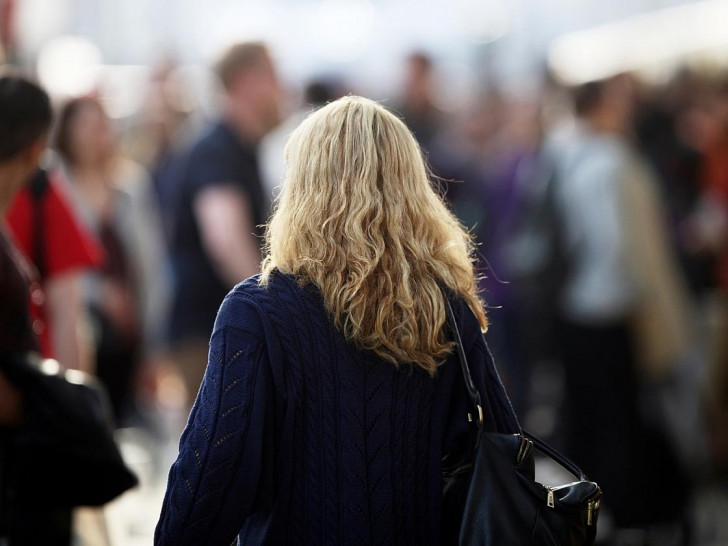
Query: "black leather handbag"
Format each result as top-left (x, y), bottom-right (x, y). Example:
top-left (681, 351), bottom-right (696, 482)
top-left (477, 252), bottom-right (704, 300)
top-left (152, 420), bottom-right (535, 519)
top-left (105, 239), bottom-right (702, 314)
top-left (0, 351), bottom-right (138, 508)
top-left (441, 296), bottom-right (602, 545)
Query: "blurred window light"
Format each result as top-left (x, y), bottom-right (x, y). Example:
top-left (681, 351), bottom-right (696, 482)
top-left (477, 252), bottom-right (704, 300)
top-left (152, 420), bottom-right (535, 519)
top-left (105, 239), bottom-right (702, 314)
top-left (97, 65), bottom-right (150, 119)
top-left (199, 3), bottom-right (278, 61)
top-left (16, 0), bottom-right (72, 60)
top-left (166, 65), bottom-right (213, 115)
top-left (314, 0), bottom-right (376, 63)
top-left (166, 64), bottom-right (217, 117)
top-left (455, 0), bottom-right (510, 44)
top-left (432, 61), bottom-right (478, 114)
top-left (37, 35), bottom-right (102, 98)
top-left (549, 0), bottom-right (728, 85)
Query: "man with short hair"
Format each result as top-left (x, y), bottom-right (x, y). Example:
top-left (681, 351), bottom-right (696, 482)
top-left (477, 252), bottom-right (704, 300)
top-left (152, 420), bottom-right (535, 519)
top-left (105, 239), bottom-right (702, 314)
top-left (0, 72), bottom-right (76, 545)
top-left (0, 72), bottom-right (52, 376)
top-left (169, 42), bottom-right (282, 403)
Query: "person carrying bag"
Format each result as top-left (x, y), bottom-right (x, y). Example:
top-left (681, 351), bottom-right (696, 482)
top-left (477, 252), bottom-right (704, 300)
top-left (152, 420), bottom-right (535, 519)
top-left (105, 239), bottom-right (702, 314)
top-left (442, 292), bottom-right (602, 546)
top-left (0, 351), bottom-right (138, 544)
top-left (0, 351), bottom-right (138, 508)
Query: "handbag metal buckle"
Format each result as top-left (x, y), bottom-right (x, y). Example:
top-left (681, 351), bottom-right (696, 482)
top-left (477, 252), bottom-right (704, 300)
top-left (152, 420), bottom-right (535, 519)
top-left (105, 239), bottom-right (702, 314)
top-left (467, 404), bottom-right (484, 428)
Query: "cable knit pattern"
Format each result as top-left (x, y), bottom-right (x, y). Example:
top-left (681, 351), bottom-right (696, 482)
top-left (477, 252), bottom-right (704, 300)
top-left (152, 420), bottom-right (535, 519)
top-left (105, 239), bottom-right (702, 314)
top-left (155, 272), bottom-right (518, 545)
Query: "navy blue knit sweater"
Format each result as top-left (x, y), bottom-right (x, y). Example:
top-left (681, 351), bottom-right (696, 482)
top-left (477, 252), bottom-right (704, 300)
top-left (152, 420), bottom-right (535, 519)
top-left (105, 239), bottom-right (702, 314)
top-left (155, 272), bottom-right (518, 545)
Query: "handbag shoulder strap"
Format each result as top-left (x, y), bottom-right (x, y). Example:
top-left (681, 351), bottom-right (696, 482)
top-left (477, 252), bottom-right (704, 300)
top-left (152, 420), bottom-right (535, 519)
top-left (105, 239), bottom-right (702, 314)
top-left (29, 168), bottom-right (50, 279)
top-left (442, 288), bottom-right (521, 435)
top-left (443, 293), bottom-right (484, 432)
top-left (441, 289), bottom-right (590, 481)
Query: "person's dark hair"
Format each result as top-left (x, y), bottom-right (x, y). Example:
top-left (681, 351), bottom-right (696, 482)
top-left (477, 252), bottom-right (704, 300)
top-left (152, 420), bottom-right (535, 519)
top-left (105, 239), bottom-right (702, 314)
top-left (572, 80), bottom-right (605, 116)
top-left (304, 80), bottom-right (335, 108)
top-left (54, 96), bottom-right (102, 166)
top-left (408, 51), bottom-right (433, 73)
top-left (0, 73), bottom-right (52, 161)
top-left (214, 42), bottom-right (269, 92)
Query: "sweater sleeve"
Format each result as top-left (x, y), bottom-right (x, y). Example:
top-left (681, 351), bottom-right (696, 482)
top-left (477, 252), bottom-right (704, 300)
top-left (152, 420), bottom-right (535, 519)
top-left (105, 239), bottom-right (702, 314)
top-left (155, 290), bottom-right (272, 545)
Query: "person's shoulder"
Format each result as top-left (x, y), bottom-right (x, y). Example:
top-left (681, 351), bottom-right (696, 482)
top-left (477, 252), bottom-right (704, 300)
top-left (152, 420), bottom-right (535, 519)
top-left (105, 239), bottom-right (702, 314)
top-left (214, 276), bottom-right (265, 330)
top-left (4, 186), bottom-right (32, 245)
top-left (230, 274), bottom-right (271, 301)
top-left (455, 297), bottom-right (485, 345)
top-left (180, 123), bottom-right (223, 165)
top-left (440, 286), bottom-right (483, 344)
top-left (183, 122), bottom-right (250, 191)
top-left (190, 121), bottom-right (237, 156)
top-left (214, 273), bottom-right (301, 332)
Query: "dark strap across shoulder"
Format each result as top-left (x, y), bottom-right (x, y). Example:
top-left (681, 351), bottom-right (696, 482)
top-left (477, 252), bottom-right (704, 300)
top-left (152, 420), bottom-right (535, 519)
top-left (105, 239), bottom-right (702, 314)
top-left (29, 168), bottom-right (50, 278)
top-left (443, 293), bottom-right (484, 432)
top-left (441, 287), bottom-right (589, 481)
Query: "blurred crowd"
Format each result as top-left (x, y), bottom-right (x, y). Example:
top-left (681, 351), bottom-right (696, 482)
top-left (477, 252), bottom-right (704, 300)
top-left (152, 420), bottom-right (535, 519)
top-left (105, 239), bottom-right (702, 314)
top-left (1, 37), bottom-right (728, 545)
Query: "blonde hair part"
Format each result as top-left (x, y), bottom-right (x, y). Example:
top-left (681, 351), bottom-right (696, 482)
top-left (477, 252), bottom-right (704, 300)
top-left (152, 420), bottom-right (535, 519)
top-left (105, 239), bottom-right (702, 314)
top-left (261, 96), bottom-right (486, 375)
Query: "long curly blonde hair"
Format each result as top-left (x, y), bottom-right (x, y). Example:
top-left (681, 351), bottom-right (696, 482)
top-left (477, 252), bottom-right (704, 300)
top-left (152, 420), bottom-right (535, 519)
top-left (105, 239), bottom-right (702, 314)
top-left (261, 96), bottom-right (486, 375)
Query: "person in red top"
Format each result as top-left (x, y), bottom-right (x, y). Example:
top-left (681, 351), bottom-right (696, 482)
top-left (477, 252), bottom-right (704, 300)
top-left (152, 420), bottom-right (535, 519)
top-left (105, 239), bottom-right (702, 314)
top-left (5, 167), bottom-right (103, 372)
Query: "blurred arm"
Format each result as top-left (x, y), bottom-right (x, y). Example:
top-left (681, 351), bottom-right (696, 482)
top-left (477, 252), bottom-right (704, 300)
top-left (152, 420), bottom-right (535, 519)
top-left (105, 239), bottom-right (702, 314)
top-left (45, 271), bottom-right (93, 373)
top-left (125, 174), bottom-right (171, 354)
top-left (194, 185), bottom-right (261, 287)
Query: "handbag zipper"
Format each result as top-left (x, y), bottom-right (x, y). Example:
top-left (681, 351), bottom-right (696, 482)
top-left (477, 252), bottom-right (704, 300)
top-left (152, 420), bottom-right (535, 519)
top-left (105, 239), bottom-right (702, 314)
top-left (587, 497), bottom-right (600, 525)
top-left (544, 484), bottom-right (601, 524)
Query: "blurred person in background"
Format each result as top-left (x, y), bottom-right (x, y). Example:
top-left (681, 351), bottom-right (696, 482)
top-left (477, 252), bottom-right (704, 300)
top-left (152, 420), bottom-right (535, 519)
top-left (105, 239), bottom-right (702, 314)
top-left (0, 72), bottom-right (74, 546)
top-left (4, 166), bottom-right (104, 373)
top-left (702, 80), bottom-right (728, 474)
top-left (635, 70), bottom-right (728, 475)
top-left (471, 99), bottom-right (545, 415)
top-left (394, 52), bottom-right (500, 241)
top-left (676, 77), bottom-right (728, 473)
top-left (394, 51), bottom-right (443, 154)
top-left (126, 57), bottom-right (200, 248)
top-left (634, 70), bottom-right (713, 299)
top-left (544, 75), bottom-right (693, 543)
top-left (402, 81), bottom-right (538, 413)
top-left (125, 58), bottom-right (194, 173)
top-left (168, 41), bottom-right (281, 405)
top-left (53, 96), bottom-right (169, 425)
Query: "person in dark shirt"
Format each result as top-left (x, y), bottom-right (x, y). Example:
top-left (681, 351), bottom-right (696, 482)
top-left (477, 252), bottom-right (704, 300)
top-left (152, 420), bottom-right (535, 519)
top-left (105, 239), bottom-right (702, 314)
top-left (169, 42), bottom-right (282, 404)
top-left (394, 51), bottom-right (443, 153)
top-left (0, 72), bottom-right (51, 361)
top-left (0, 229), bottom-right (37, 356)
top-left (0, 72), bottom-right (76, 546)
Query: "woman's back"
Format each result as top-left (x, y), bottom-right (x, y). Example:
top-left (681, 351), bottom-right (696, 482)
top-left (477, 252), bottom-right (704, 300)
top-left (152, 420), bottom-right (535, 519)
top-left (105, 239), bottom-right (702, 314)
top-left (156, 95), bottom-right (506, 545)
top-left (156, 272), bottom-right (489, 545)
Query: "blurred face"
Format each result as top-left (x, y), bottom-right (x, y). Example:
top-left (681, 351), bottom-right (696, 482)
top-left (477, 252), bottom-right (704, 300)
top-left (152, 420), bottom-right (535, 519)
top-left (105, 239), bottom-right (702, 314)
top-left (601, 77), bottom-right (634, 131)
top-left (404, 56), bottom-right (433, 104)
top-left (67, 101), bottom-right (114, 165)
top-left (406, 57), bottom-right (430, 85)
top-left (228, 55), bottom-right (283, 134)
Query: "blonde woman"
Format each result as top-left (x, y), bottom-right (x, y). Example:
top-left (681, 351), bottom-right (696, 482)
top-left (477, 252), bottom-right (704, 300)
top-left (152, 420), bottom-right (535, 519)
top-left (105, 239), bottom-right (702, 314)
top-left (155, 96), bottom-right (519, 545)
